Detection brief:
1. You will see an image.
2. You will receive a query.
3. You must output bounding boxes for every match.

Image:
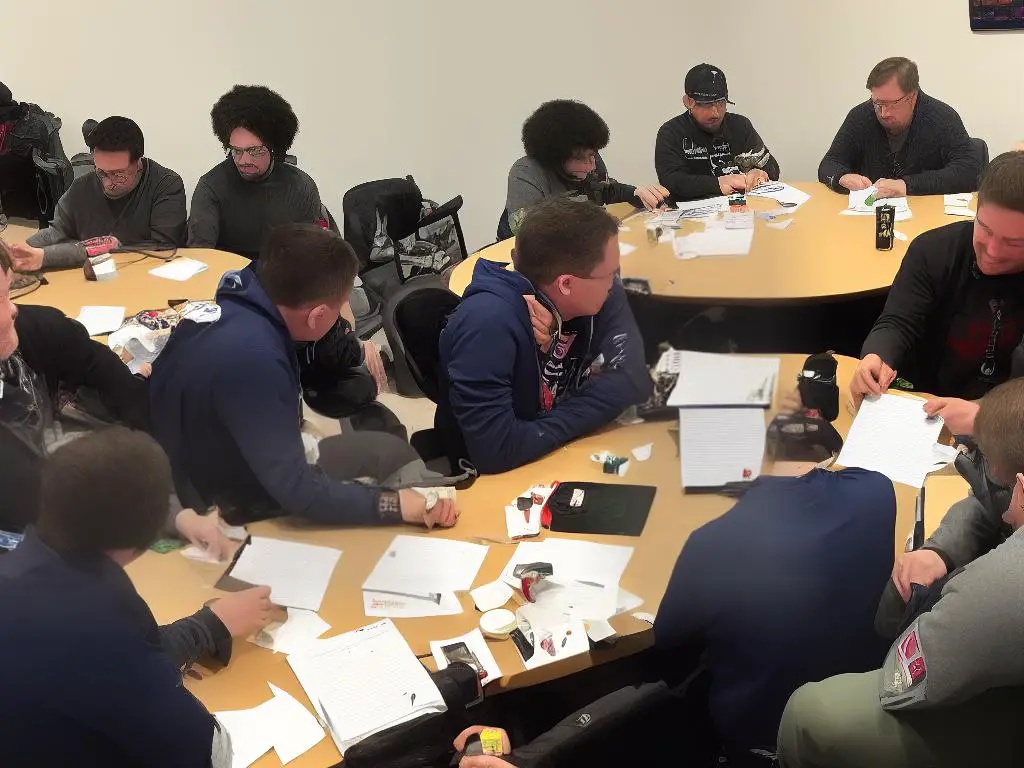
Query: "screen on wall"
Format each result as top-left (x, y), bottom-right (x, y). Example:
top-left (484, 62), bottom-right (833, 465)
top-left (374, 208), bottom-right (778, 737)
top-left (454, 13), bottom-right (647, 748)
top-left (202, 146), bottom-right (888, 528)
top-left (971, 0), bottom-right (1024, 30)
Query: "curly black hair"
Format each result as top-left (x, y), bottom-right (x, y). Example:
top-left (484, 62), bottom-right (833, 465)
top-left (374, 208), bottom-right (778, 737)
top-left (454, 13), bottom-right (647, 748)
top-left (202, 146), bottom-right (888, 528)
top-left (87, 116), bottom-right (144, 162)
top-left (210, 85), bottom-right (299, 158)
top-left (521, 100), bottom-right (610, 170)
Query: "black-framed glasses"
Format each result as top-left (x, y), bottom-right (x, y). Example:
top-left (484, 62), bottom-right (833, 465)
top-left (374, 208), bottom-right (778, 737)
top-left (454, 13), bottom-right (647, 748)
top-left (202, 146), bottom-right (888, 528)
top-left (228, 145), bottom-right (269, 159)
top-left (871, 93), bottom-right (913, 112)
top-left (95, 168), bottom-right (134, 184)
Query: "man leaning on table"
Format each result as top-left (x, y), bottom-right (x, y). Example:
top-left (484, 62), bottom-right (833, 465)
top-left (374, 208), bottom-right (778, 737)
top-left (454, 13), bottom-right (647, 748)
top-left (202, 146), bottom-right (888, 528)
top-left (817, 57), bottom-right (982, 198)
top-left (777, 379), bottom-right (1024, 768)
top-left (150, 223), bottom-right (458, 529)
top-left (8, 116), bottom-right (186, 272)
top-left (0, 428), bottom-right (278, 768)
top-left (436, 197), bottom-right (653, 474)
top-left (655, 63), bottom-right (780, 200)
top-left (850, 152), bottom-right (1024, 433)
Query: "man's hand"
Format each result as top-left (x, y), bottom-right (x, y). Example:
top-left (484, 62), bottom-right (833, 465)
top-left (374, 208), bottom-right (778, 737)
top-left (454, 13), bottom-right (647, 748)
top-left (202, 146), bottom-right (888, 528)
top-left (850, 353), bottom-right (897, 408)
top-left (10, 243), bottom-right (44, 272)
top-left (874, 178), bottom-right (907, 199)
top-left (522, 295), bottom-right (555, 352)
top-left (744, 169), bottom-right (770, 191)
top-left (174, 508), bottom-right (236, 562)
top-left (398, 489), bottom-right (459, 529)
top-left (892, 549), bottom-right (948, 602)
top-left (779, 387), bottom-right (804, 415)
top-left (923, 397), bottom-right (979, 436)
top-left (362, 340), bottom-right (387, 395)
top-left (718, 174), bottom-right (748, 194)
top-left (209, 586), bottom-right (274, 638)
top-left (634, 184), bottom-right (669, 210)
top-left (838, 174), bottom-right (873, 191)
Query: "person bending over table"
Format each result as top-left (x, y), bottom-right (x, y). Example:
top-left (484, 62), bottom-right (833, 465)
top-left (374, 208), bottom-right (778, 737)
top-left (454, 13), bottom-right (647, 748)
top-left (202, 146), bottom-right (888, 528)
top-left (437, 198), bottom-right (652, 474)
top-left (498, 99), bottom-right (669, 240)
top-left (0, 240), bottom-right (232, 559)
top-left (150, 223), bottom-right (457, 529)
top-left (0, 427), bottom-right (274, 767)
top-left (655, 62), bottom-right (780, 201)
top-left (850, 152), bottom-right (1024, 434)
top-left (777, 378), bottom-right (1024, 768)
top-left (8, 115), bottom-right (186, 272)
top-left (817, 57), bottom-right (981, 198)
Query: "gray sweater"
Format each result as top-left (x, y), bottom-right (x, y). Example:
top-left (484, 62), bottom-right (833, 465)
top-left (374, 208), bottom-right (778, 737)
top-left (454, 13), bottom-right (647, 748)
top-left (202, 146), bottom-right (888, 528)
top-left (27, 158), bottom-right (186, 269)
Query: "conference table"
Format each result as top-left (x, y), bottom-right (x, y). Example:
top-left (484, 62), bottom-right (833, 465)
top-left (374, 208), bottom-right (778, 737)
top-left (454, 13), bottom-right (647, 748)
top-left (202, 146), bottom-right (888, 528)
top-left (448, 183), bottom-right (967, 304)
top-left (125, 352), bottom-right (928, 768)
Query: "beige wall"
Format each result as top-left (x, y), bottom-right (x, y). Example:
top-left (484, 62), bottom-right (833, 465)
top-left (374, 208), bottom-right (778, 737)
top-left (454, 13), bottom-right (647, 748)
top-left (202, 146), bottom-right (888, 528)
top-left (3, 0), bottom-right (1022, 250)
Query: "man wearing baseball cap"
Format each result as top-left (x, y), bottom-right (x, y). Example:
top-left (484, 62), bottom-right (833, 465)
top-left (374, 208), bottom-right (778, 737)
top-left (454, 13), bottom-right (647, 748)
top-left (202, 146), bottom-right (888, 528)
top-left (655, 63), bottom-right (780, 200)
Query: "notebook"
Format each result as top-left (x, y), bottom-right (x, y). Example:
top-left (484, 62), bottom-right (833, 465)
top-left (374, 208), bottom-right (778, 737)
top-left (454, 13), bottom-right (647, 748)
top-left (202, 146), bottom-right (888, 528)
top-left (667, 351), bottom-right (780, 408)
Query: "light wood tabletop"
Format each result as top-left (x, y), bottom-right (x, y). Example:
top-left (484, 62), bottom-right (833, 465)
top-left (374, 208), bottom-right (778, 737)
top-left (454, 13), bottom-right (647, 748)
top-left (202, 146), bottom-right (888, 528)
top-left (449, 184), bottom-right (970, 304)
top-left (126, 352), bottom-right (927, 768)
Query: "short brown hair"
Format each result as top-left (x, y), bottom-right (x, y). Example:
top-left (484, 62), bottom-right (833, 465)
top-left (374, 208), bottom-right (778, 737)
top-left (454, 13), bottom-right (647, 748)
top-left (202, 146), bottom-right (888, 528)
top-left (513, 198), bottom-right (619, 286)
top-left (36, 427), bottom-right (173, 554)
top-left (0, 239), bottom-right (11, 273)
top-left (866, 57), bottom-right (919, 93)
top-left (978, 152), bottom-right (1024, 215)
top-left (974, 379), bottom-right (1024, 483)
top-left (255, 223), bottom-right (358, 308)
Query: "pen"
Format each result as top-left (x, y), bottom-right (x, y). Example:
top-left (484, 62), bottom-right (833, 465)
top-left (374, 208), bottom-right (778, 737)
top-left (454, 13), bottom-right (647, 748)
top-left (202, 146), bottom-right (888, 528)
top-left (913, 486), bottom-right (925, 551)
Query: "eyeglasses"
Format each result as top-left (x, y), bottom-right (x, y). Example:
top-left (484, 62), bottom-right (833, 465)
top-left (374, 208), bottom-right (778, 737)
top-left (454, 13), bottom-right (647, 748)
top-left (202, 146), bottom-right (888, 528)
top-left (570, 151), bottom-right (597, 164)
top-left (871, 93), bottom-right (913, 112)
top-left (95, 168), bottom-right (134, 184)
top-left (692, 99), bottom-right (727, 110)
top-left (228, 145), bottom-right (269, 159)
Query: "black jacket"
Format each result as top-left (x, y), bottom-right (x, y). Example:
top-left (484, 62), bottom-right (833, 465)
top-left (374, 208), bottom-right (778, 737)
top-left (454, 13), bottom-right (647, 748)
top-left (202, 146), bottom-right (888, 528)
top-left (0, 305), bottom-right (150, 531)
top-left (655, 112), bottom-right (780, 200)
top-left (861, 221), bottom-right (1024, 398)
top-left (818, 92), bottom-right (981, 195)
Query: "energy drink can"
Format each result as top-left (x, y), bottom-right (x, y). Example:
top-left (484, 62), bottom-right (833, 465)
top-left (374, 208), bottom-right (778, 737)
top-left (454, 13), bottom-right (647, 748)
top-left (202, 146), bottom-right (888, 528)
top-left (876, 204), bottom-right (895, 251)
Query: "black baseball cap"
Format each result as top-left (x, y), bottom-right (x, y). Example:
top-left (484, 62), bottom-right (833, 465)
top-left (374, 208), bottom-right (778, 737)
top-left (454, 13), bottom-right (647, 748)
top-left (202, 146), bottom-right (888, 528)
top-left (684, 64), bottom-right (734, 105)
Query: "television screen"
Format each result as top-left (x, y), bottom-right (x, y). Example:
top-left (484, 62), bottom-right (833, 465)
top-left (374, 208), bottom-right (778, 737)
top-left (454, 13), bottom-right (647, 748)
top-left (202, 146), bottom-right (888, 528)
top-left (971, 0), bottom-right (1024, 30)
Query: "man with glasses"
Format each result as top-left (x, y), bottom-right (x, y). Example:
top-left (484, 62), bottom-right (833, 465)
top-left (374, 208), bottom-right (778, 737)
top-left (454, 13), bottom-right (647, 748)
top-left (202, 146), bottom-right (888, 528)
top-left (187, 85), bottom-right (326, 260)
top-left (437, 198), bottom-right (652, 474)
top-left (8, 116), bottom-right (185, 271)
top-left (818, 57), bottom-right (981, 198)
top-left (851, 153), bottom-right (1024, 419)
top-left (655, 63), bottom-right (780, 200)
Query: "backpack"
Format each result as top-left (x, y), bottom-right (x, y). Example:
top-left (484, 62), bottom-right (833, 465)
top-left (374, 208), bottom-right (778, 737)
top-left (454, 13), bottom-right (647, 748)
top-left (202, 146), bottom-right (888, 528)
top-left (2, 103), bottom-right (72, 226)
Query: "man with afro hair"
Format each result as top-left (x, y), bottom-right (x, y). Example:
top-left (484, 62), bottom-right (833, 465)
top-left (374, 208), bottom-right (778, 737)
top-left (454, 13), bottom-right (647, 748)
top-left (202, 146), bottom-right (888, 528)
top-left (499, 100), bottom-right (668, 239)
top-left (187, 85), bottom-right (326, 260)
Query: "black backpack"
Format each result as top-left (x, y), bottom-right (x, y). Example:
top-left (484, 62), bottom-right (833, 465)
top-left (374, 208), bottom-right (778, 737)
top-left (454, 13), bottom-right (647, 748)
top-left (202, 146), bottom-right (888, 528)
top-left (0, 102), bottom-right (72, 226)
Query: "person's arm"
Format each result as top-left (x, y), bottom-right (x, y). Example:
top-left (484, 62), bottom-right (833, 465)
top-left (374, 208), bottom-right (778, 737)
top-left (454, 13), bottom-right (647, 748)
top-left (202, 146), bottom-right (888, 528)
top-left (160, 607), bottom-right (232, 669)
top-left (734, 119), bottom-right (781, 180)
top-left (26, 193), bottom-right (89, 268)
top-left (214, 357), bottom-right (393, 525)
top-left (653, 535), bottom-right (708, 650)
top-left (654, 122), bottom-right (723, 200)
top-left (147, 172), bottom-right (187, 246)
top-left (922, 493), bottom-right (1004, 571)
top-left (902, 111), bottom-right (980, 196)
top-left (444, 287), bottom-right (652, 474)
top-left (859, 238), bottom-right (936, 370)
top-left (818, 108), bottom-right (863, 192)
top-left (598, 178), bottom-right (639, 206)
top-left (505, 162), bottom-right (547, 236)
top-left (186, 180), bottom-right (221, 248)
top-left (880, 534), bottom-right (1024, 710)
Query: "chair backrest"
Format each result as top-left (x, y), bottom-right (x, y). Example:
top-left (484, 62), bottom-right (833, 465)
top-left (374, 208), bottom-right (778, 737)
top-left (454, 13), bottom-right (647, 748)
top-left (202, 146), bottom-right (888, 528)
top-left (382, 276), bottom-right (460, 400)
top-left (971, 137), bottom-right (990, 171)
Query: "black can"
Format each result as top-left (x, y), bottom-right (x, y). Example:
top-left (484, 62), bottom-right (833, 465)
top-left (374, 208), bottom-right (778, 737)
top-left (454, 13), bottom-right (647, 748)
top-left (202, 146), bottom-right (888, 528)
top-left (876, 204), bottom-right (895, 251)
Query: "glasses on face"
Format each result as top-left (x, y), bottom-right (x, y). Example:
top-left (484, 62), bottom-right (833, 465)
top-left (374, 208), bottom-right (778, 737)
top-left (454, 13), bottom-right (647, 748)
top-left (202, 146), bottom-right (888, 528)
top-left (692, 99), bottom-right (727, 112)
top-left (871, 93), bottom-right (913, 112)
top-left (570, 151), bottom-right (597, 164)
top-left (228, 144), bottom-right (270, 159)
top-left (95, 167), bottom-right (134, 184)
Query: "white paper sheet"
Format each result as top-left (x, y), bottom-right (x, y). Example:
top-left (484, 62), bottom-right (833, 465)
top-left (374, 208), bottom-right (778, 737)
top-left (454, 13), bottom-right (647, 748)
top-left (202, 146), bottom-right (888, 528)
top-left (747, 182), bottom-right (811, 210)
top-left (766, 219), bottom-right (794, 230)
top-left (215, 683), bottom-right (325, 767)
top-left (363, 589), bottom-right (463, 618)
top-left (679, 408), bottom-right (766, 489)
top-left (521, 619), bottom-right (590, 670)
top-left (430, 628), bottom-right (502, 685)
top-left (586, 620), bottom-right (617, 643)
top-left (214, 708), bottom-right (274, 768)
top-left (287, 619), bottom-right (446, 755)
top-left (230, 536), bottom-right (342, 612)
top-left (362, 535), bottom-right (488, 598)
top-left (847, 187), bottom-right (909, 213)
top-left (500, 539), bottom-right (634, 590)
top-left (673, 226), bottom-right (754, 258)
top-left (75, 306), bottom-right (125, 336)
top-left (667, 351), bottom-right (780, 408)
top-left (619, 242), bottom-right (636, 256)
top-left (148, 257), bottom-right (209, 281)
top-left (530, 578), bottom-right (619, 622)
top-left (837, 394), bottom-right (944, 488)
top-left (944, 193), bottom-right (975, 217)
top-left (470, 580), bottom-right (515, 612)
top-left (505, 504), bottom-right (542, 539)
top-left (252, 608), bottom-right (332, 655)
top-left (675, 196), bottom-right (729, 217)
top-left (631, 443), bottom-right (653, 462)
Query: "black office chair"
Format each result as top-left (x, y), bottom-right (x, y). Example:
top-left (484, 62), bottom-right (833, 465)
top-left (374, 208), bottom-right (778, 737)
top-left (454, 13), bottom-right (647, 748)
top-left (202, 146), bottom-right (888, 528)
top-left (971, 137), bottom-right (990, 173)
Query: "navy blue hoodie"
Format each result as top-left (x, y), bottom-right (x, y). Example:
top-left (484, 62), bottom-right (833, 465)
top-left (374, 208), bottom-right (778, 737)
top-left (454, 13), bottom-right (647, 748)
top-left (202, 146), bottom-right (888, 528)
top-left (435, 258), bottom-right (652, 474)
top-left (0, 529), bottom-right (217, 766)
top-left (654, 468), bottom-right (895, 761)
top-left (149, 267), bottom-right (383, 524)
